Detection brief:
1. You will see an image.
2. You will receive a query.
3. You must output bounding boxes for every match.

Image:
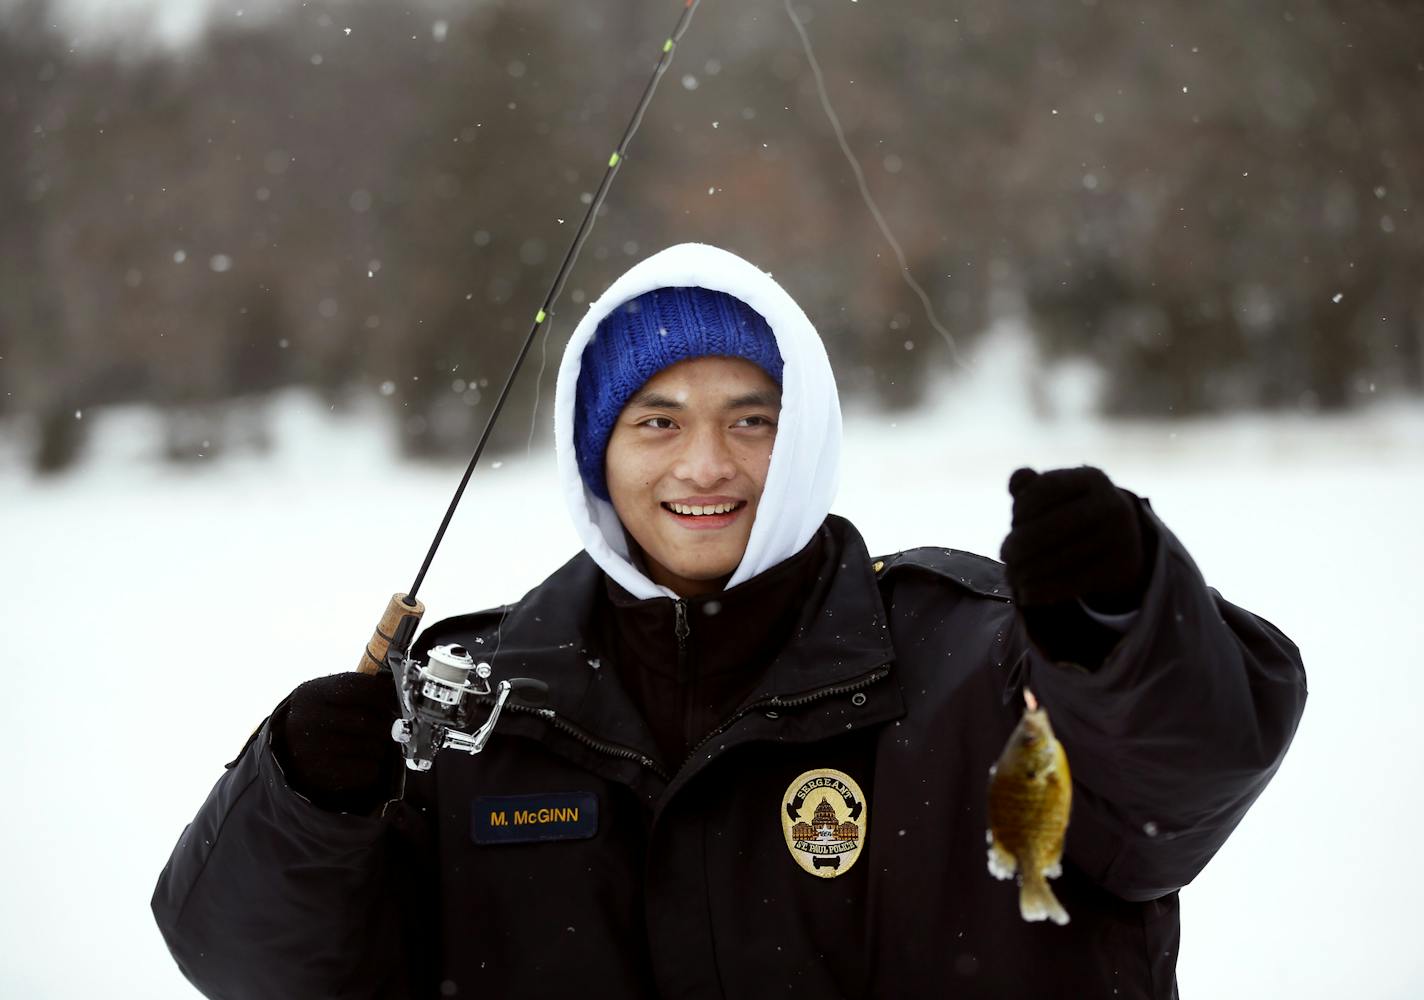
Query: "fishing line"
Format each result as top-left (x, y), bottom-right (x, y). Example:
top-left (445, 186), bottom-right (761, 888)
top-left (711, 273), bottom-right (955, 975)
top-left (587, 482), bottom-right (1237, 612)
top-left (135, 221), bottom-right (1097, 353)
top-left (406, 0), bottom-right (704, 603)
top-left (526, 316), bottom-right (555, 457)
top-left (783, 0), bottom-right (969, 368)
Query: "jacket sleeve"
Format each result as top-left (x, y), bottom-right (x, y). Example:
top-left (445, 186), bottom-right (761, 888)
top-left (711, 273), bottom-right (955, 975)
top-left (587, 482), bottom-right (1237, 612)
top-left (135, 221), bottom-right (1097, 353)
top-left (1025, 502), bottom-right (1307, 902)
top-left (151, 710), bottom-right (413, 1000)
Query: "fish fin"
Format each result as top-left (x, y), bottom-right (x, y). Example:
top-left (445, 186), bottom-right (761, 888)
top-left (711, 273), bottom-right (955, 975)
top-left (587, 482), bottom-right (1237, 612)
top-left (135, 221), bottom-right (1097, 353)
top-left (987, 837), bottom-right (1017, 880)
top-left (1043, 830), bottom-right (1065, 880)
top-left (1019, 871), bottom-right (1070, 926)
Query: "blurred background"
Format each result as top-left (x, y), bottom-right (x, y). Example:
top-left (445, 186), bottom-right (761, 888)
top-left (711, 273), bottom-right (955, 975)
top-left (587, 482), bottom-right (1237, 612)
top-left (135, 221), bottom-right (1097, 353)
top-left (2, 0), bottom-right (1421, 472)
top-left (2, 0), bottom-right (1422, 997)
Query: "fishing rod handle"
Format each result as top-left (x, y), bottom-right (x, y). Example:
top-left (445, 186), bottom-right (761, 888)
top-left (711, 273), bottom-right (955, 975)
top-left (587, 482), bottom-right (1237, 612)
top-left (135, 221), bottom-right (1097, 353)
top-left (358, 593), bottom-right (426, 675)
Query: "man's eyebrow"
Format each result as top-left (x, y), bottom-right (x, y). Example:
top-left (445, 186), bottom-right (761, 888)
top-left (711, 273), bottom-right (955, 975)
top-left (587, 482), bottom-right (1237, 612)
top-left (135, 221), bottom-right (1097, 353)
top-left (625, 389), bottom-right (782, 410)
top-left (627, 390), bottom-right (685, 410)
top-left (724, 390), bottom-right (782, 410)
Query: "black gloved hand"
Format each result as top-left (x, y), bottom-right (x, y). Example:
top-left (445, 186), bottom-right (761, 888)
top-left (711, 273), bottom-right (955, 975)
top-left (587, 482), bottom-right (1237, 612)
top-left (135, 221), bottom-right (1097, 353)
top-left (999, 465), bottom-right (1152, 612)
top-left (999, 466), bottom-right (1157, 668)
top-left (272, 671), bottom-right (401, 814)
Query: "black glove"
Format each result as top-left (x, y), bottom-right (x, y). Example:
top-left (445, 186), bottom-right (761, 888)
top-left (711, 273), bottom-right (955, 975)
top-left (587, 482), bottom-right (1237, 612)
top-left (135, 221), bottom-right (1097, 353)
top-left (1000, 465), bottom-right (1153, 610)
top-left (272, 671), bottom-right (402, 814)
top-left (1000, 466), bottom-right (1156, 666)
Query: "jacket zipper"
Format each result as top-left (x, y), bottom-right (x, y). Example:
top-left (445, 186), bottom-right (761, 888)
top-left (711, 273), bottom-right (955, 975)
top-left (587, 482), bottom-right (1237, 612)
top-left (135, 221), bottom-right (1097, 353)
top-left (681, 664), bottom-right (892, 768)
top-left (474, 665), bottom-right (889, 783)
top-left (674, 600), bottom-right (690, 652)
top-left (674, 598), bottom-right (693, 754)
top-left (473, 697), bottom-right (672, 781)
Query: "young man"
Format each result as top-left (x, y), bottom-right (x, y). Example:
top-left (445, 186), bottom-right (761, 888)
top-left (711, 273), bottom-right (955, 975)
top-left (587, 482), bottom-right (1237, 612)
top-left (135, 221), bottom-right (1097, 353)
top-left (153, 243), bottom-right (1306, 999)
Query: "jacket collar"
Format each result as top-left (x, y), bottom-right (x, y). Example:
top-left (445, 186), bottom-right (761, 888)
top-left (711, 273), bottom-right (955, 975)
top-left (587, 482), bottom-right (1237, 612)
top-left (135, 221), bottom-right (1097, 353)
top-left (491, 516), bottom-right (890, 691)
top-left (600, 527), bottom-right (826, 683)
top-left (458, 515), bottom-right (900, 796)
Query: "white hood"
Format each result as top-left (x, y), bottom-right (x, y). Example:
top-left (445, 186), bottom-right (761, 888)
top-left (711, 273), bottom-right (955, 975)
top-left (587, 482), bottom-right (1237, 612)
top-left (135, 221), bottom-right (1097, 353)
top-left (553, 243), bottom-right (843, 599)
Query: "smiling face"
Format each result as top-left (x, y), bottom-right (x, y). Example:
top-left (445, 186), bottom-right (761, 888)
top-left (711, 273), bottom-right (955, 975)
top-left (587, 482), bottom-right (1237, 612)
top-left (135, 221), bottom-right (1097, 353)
top-left (604, 356), bottom-right (781, 597)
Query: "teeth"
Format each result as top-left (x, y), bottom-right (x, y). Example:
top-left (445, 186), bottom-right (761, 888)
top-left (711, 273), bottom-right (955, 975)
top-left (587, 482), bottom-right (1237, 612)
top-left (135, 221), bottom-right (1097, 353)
top-left (668, 502), bottom-right (739, 516)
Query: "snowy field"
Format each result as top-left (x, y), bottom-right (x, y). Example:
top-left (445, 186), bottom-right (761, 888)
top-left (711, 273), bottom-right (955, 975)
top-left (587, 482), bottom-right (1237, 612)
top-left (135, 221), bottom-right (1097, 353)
top-left (2, 336), bottom-right (1421, 997)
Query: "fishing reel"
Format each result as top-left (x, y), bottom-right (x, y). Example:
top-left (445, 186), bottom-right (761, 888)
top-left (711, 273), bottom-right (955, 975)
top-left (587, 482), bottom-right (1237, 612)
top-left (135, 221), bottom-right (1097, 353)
top-left (387, 642), bottom-right (549, 772)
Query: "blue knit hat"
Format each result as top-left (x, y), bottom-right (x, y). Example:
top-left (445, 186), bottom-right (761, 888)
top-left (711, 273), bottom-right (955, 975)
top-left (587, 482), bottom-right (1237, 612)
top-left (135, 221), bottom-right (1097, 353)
top-left (574, 286), bottom-right (784, 501)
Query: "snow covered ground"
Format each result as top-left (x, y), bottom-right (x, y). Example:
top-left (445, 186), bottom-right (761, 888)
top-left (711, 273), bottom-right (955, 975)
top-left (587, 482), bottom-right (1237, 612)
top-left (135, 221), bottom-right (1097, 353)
top-left (3, 336), bottom-right (1421, 997)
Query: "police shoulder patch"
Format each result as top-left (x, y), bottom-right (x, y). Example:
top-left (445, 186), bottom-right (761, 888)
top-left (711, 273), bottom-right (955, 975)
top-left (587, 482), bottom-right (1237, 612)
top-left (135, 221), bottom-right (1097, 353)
top-left (781, 768), bottom-right (868, 878)
top-left (472, 792), bottom-right (598, 845)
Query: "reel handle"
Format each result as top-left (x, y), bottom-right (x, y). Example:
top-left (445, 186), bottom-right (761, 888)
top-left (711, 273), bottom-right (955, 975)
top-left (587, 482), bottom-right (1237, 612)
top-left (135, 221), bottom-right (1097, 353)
top-left (358, 593), bottom-right (426, 675)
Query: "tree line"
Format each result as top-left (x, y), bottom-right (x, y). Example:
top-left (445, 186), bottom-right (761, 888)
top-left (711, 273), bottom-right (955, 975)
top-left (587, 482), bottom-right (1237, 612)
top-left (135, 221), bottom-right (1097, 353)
top-left (1, 0), bottom-right (1420, 472)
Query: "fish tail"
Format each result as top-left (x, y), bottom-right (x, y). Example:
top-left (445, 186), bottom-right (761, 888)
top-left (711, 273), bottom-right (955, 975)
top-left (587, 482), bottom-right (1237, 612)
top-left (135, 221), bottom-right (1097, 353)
top-left (1019, 871), bottom-right (1070, 926)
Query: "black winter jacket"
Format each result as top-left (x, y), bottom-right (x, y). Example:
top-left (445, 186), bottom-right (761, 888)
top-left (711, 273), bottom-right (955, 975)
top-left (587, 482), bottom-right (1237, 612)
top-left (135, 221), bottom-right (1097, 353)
top-left (152, 511), bottom-right (1306, 999)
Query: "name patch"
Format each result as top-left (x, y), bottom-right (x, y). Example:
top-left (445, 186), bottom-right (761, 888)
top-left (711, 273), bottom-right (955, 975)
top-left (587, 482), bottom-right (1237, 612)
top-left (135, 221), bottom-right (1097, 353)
top-left (472, 792), bottom-right (598, 845)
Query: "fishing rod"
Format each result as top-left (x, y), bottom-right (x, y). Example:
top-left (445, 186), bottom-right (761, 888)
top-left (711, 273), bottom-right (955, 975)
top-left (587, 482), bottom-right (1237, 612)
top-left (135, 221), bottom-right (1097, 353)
top-left (363, 0), bottom-right (704, 773)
